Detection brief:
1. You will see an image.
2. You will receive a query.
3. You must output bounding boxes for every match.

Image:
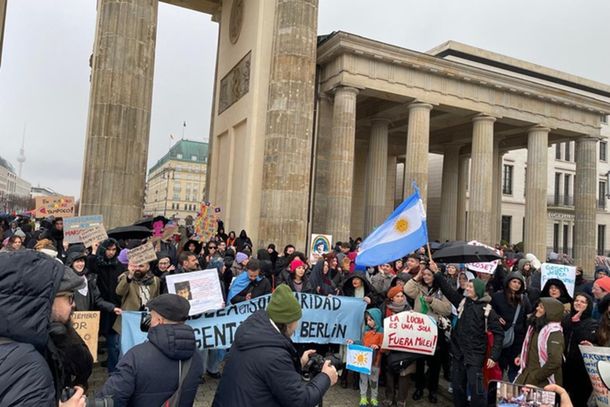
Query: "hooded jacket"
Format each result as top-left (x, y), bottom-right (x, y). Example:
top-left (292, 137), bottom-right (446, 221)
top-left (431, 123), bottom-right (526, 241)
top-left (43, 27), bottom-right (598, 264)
top-left (515, 297), bottom-right (565, 387)
top-left (362, 308), bottom-right (384, 367)
top-left (0, 250), bottom-right (64, 406)
top-left (212, 310), bottom-right (331, 407)
top-left (541, 278), bottom-right (573, 314)
top-left (342, 272), bottom-right (381, 307)
top-left (309, 260), bottom-right (338, 296)
top-left (99, 323), bottom-right (203, 407)
top-left (434, 272), bottom-right (504, 367)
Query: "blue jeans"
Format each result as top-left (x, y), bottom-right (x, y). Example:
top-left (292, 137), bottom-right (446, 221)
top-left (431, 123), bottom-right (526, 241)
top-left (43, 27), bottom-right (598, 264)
top-left (106, 331), bottom-right (121, 373)
top-left (201, 348), bottom-right (225, 374)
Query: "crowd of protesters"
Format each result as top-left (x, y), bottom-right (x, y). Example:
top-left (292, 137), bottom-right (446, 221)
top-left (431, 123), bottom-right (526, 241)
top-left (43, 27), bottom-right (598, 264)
top-left (0, 214), bottom-right (603, 406)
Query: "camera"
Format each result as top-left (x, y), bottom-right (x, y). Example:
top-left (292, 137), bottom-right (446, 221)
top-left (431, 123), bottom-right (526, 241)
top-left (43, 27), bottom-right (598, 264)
top-left (60, 387), bottom-right (114, 407)
top-left (303, 352), bottom-right (344, 378)
top-left (140, 311), bottom-right (152, 332)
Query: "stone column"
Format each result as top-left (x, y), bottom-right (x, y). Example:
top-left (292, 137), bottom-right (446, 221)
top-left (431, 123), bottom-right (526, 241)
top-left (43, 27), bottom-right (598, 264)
top-left (403, 102), bottom-right (433, 203)
top-left (456, 154), bottom-right (469, 240)
top-left (258, 0), bottom-right (319, 251)
top-left (467, 115), bottom-right (496, 244)
top-left (439, 146), bottom-right (460, 241)
top-left (574, 137), bottom-right (598, 277)
top-left (385, 155), bottom-right (397, 216)
top-left (364, 119), bottom-right (390, 235)
top-left (326, 86), bottom-right (359, 242)
top-left (523, 126), bottom-right (550, 260)
top-left (80, 0), bottom-right (158, 228)
top-left (491, 142), bottom-right (504, 244)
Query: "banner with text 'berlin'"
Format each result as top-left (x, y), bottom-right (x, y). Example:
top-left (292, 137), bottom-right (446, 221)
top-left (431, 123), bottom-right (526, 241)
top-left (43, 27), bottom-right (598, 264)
top-left (121, 293), bottom-right (366, 352)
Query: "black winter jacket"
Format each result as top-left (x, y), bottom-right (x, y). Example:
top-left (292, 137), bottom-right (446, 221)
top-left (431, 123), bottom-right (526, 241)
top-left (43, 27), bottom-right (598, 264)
top-left (491, 272), bottom-right (532, 345)
top-left (74, 273), bottom-right (117, 313)
top-left (99, 323), bottom-right (203, 407)
top-left (0, 250), bottom-right (64, 406)
top-left (561, 294), bottom-right (598, 406)
top-left (435, 273), bottom-right (504, 367)
top-left (213, 310), bottom-right (331, 407)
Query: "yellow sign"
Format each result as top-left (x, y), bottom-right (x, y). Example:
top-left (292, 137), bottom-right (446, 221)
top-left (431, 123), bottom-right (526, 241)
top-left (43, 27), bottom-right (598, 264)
top-left (34, 196), bottom-right (75, 218)
top-left (72, 311), bottom-right (100, 362)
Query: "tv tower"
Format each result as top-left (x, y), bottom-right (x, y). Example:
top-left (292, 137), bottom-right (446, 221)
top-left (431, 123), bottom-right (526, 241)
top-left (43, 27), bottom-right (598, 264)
top-left (17, 125), bottom-right (26, 177)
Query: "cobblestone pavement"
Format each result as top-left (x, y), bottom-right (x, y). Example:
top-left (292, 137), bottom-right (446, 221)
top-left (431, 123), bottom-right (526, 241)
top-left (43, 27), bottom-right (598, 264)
top-left (89, 364), bottom-right (453, 406)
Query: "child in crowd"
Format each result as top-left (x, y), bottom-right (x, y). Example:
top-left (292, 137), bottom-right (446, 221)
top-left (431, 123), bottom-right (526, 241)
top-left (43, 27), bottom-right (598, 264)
top-left (348, 308), bottom-right (384, 407)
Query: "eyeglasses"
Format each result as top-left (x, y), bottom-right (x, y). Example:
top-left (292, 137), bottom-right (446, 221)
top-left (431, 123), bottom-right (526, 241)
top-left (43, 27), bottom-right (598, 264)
top-left (59, 293), bottom-right (74, 305)
top-left (208, 246), bottom-right (217, 250)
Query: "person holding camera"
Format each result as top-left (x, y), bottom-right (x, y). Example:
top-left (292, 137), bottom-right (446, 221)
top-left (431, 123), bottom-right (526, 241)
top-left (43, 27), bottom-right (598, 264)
top-left (98, 294), bottom-right (203, 406)
top-left (213, 284), bottom-right (338, 406)
top-left (0, 250), bottom-right (93, 406)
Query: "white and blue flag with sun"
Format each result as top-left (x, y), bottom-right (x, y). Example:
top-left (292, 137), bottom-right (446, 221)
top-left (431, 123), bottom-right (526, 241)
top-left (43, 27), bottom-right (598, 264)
top-left (356, 183), bottom-right (428, 267)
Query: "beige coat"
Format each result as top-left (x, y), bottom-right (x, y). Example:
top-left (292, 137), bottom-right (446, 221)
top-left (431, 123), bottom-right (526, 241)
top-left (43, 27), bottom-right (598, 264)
top-left (112, 272), bottom-right (160, 333)
top-left (404, 278), bottom-right (452, 321)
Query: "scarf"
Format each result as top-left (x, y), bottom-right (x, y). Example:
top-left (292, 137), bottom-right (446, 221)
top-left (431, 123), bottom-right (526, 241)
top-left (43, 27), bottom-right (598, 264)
top-left (78, 276), bottom-right (88, 297)
top-left (517, 322), bottom-right (563, 384)
top-left (386, 300), bottom-right (410, 315)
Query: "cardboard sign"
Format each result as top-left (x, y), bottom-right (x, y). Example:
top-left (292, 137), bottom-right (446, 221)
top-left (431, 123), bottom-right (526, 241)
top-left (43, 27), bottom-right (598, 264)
top-left (34, 196), bottom-right (75, 218)
top-left (80, 224), bottom-right (108, 248)
top-left (346, 344), bottom-right (373, 375)
top-left (541, 262), bottom-right (576, 297)
top-left (127, 242), bottom-right (157, 264)
top-left (309, 234), bottom-right (332, 264)
top-left (580, 345), bottom-right (610, 407)
top-left (63, 215), bottom-right (103, 244)
top-left (72, 311), bottom-right (100, 362)
top-left (381, 311), bottom-right (438, 355)
top-left (166, 269), bottom-right (224, 315)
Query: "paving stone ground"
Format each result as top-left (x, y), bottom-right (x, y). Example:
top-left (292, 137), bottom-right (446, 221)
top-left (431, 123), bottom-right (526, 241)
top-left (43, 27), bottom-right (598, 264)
top-left (89, 363), bottom-right (453, 406)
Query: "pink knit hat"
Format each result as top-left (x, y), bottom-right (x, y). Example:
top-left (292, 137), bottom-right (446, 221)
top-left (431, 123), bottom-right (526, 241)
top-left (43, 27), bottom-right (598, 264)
top-left (290, 258), bottom-right (306, 273)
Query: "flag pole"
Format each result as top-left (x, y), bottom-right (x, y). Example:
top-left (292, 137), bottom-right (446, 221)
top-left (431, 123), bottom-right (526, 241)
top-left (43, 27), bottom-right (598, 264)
top-left (426, 242), bottom-right (433, 261)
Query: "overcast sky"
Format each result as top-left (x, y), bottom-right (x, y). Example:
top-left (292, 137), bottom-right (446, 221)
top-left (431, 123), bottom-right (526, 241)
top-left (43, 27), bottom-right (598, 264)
top-left (1, 0), bottom-right (609, 198)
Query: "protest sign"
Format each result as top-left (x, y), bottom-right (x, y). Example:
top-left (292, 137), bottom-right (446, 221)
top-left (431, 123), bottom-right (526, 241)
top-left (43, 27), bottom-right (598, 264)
top-left (80, 224), bottom-right (108, 247)
top-left (541, 262), bottom-right (576, 296)
top-left (122, 293), bottom-right (366, 353)
top-left (193, 202), bottom-right (221, 241)
top-left (381, 311), bottom-right (438, 355)
top-left (309, 234), bottom-right (332, 264)
top-left (166, 269), bottom-right (224, 315)
top-left (34, 196), bottom-right (75, 218)
top-left (465, 240), bottom-right (499, 274)
top-left (127, 242), bottom-right (157, 264)
top-left (580, 345), bottom-right (610, 407)
top-left (346, 344), bottom-right (373, 375)
top-left (72, 311), bottom-right (100, 362)
top-left (63, 215), bottom-right (103, 244)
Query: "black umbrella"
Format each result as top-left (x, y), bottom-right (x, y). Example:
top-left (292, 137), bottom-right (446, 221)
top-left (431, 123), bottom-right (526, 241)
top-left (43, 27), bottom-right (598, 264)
top-left (432, 242), bottom-right (501, 264)
top-left (429, 241), bottom-right (443, 250)
top-left (107, 225), bottom-right (152, 240)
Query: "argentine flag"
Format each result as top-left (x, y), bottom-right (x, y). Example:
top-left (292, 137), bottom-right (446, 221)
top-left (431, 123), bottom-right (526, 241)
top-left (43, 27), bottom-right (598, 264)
top-left (356, 183), bottom-right (428, 267)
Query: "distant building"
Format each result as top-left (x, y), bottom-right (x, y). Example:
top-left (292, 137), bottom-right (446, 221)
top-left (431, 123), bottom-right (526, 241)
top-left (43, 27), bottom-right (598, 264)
top-left (144, 139), bottom-right (208, 224)
top-left (0, 155), bottom-right (32, 212)
top-left (31, 185), bottom-right (61, 198)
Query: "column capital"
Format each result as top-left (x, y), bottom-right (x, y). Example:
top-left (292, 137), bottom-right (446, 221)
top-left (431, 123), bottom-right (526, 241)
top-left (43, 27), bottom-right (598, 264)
top-left (472, 114), bottom-right (497, 124)
top-left (407, 101), bottom-right (433, 111)
top-left (527, 125), bottom-right (551, 134)
top-left (333, 86), bottom-right (360, 96)
top-left (576, 135), bottom-right (602, 144)
top-left (370, 117), bottom-right (392, 126)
